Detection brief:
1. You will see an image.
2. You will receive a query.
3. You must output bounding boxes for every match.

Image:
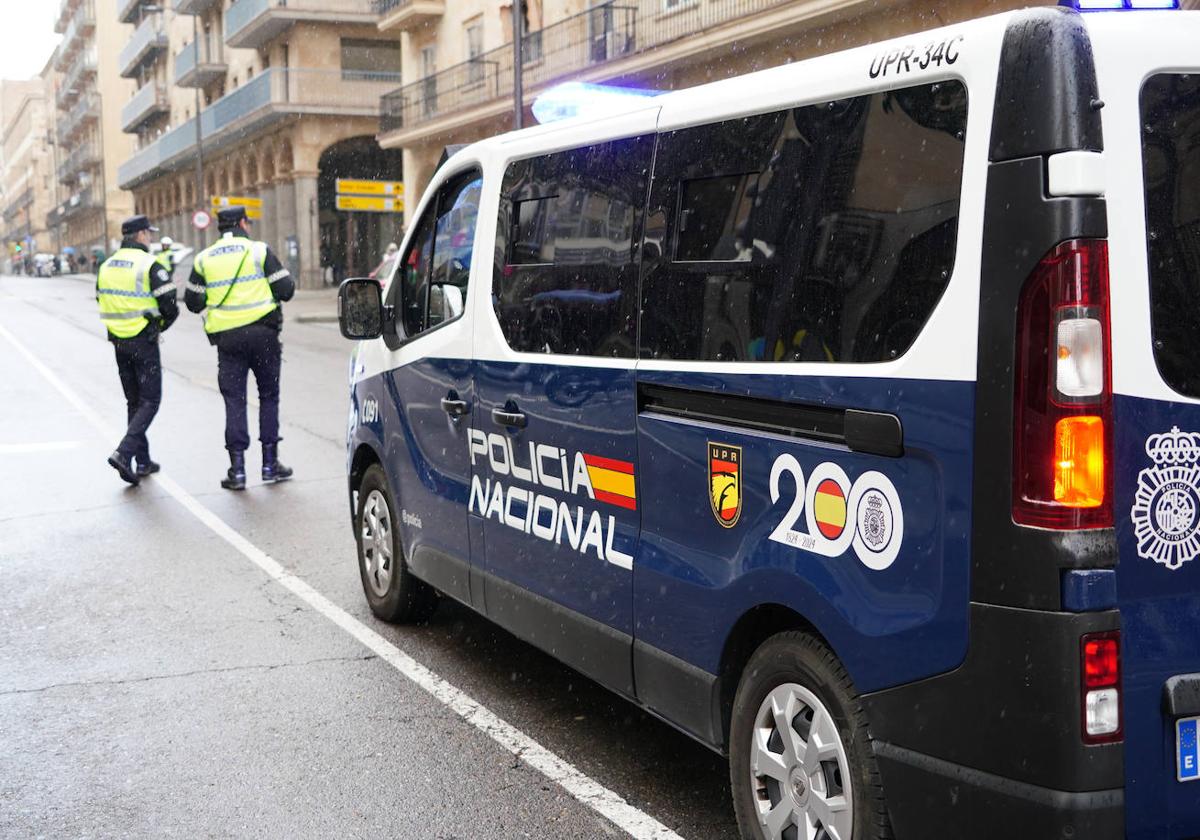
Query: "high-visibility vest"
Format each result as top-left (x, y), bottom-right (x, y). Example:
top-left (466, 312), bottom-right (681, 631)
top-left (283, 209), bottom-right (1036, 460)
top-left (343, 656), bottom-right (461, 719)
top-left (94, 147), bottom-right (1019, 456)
top-left (196, 235), bottom-right (277, 334)
top-left (156, 250), bottom-right (172, 272)
top-left (96, 247), bottom-right (161, 339)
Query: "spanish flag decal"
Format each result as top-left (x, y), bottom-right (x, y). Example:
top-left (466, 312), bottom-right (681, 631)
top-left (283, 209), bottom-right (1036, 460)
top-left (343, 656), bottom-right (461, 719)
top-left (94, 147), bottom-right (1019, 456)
top-left (813, 478), bottom-right (847, 539)
top-left (583, 454), bottom-right (637, 510)
top-left (709, 443), bottom-right (743, 528)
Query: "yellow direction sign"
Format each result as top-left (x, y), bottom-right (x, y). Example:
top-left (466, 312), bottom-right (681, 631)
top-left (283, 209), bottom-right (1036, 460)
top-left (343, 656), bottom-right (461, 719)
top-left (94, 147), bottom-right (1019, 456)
top-left (336, 195), bottom-right (403, 214)
top-left (211, 195), bottom-right (262, 219)
top-left (336, 179), bottom-right (404, 197)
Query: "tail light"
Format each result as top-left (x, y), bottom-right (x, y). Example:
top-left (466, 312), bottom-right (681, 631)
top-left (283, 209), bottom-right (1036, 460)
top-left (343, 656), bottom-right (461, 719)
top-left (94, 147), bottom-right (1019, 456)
top-left (1081, 630), bottom-right (1122, 744)
top-left (1013, 239), bottom-right (1113, 529)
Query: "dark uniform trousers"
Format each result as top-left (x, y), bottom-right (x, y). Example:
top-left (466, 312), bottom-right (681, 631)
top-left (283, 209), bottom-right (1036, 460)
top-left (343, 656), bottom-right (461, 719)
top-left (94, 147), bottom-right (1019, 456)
top-left (216, 322), bottom-right (282, 452)
top-left (113, 331), bottom-right (162, 462)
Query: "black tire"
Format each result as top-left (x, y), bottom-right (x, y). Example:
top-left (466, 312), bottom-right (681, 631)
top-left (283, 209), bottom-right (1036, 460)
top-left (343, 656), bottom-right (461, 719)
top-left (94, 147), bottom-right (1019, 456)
top-left (354, 464), bottom-right (438, 623)
top-left (729, 632), bottom-right (891, 840)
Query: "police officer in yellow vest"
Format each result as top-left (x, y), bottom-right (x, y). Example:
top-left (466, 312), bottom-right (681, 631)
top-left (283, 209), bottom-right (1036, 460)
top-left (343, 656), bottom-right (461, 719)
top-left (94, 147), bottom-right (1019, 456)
top-left (185, 206), bottom-right (295, 490)
top-left (97, 215), bottom-right (178, 485)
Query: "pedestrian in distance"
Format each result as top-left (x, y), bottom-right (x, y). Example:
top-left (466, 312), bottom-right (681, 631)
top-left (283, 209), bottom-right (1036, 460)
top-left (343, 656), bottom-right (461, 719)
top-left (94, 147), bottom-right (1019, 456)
top-left (156, 236), bottom-right (175, 278)
top-left (185, 206), bottom-right (296, 491)
top-left (97, 215), bottom-right (179, 486)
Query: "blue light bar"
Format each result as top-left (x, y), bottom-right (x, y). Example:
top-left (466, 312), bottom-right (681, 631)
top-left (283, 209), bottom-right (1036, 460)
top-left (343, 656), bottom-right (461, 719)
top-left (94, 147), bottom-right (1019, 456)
top-left (1061, 0), bottom-right (1179, 9)
top-left (531, 82), bottom-right (664, 125)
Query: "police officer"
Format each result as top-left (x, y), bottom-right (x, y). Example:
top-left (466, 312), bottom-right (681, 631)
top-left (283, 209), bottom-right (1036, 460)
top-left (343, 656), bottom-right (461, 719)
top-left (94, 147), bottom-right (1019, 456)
top-left (156, 236), bottom-right (175, 277)
top-left (97, 215), bottom-right (178, 485)
top-left (185, 206), bottom-right (295, 490)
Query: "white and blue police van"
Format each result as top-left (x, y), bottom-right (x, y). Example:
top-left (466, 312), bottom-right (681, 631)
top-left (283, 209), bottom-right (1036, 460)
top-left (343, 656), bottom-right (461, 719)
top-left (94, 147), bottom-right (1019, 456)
top-left (338, 3), bottom-right (1200, 836)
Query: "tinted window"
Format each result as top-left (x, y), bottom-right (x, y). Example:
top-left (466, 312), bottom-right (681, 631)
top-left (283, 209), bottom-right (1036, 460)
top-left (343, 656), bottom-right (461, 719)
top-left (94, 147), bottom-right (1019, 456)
top-left (395, 169), bottom-right (482, 339)
top-left (1141, 73), bottom-right (1200, 397)
top-left (641, 81), bottom-right (967, 363)
top-left (493, 135), bottom-right (652, 358)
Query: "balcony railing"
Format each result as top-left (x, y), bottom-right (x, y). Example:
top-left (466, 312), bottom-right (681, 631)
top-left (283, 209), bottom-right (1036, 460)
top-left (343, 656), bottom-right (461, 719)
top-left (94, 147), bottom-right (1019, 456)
top-left (59, 143), bottom-right (101, 183)
top-left (57, 187), bottom-right (102, 223)
top-left (55, 0), bottom-right (80, 34)
top-left (174, 38), bottom-right (226, 87)
top-left (3, 189), bottom-right (33, 223)
top-left (119, 0), bottom-right (151, 24)
top-left (381, 3), bottom-right (635, 134)
top-left (174, 0), bottom-right (221, 13)
top-left (56, 1), bottom-right (96, 70)
top-left (118, 68), bottom-right (400, 189)
top-left (58, 93), bottom-right (100, 142)
top-left (122, 81), bottom-right (169, 132)
top-left (374, 0), bottom-right (444, 33)
top-left (61, 48), bottom-right (97, 99)
top-left (225, 0), bottom-right (377, 49)
top-left (119, 13), bottom-right (168, 78)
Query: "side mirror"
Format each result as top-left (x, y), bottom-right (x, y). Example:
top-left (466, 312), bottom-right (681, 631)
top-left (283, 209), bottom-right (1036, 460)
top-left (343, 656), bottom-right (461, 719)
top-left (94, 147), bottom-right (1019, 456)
top-left (338, 278), bottom-right (384, 340)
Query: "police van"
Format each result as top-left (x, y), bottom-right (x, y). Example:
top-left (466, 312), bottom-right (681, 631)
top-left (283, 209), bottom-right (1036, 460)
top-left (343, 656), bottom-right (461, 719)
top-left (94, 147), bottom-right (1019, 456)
top-left (337, 3), bottom-right (1200, 836)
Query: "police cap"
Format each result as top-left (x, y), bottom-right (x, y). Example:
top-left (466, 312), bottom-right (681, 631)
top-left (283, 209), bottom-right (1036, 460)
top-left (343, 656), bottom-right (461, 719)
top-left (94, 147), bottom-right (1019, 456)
top-left (121, 215), bottom-right (159, 236)
top-left (217, 206), bottom-right (250, 230)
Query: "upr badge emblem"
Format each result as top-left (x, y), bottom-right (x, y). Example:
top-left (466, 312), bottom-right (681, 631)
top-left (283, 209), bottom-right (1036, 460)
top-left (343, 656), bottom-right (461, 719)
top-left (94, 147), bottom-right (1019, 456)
top-left (1131, 426), bottom-right (1200, 571)
top-left (709, 443), bottom-right (742, 528)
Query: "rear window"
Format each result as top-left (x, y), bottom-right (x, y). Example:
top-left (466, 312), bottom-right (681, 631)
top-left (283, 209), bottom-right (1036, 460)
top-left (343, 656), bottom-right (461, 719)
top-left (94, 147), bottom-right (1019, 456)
top-left (1141, 73), bottom-right (1200, 397)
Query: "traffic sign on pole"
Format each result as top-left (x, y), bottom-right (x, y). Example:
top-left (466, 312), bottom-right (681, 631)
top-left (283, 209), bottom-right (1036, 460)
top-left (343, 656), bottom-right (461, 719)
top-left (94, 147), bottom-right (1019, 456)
top-left (192, 210), bottom-right (211, 231)
top-left (336, 179), bottom-right (404, 197)
top-left (335, 195), bottom-right (403, 213)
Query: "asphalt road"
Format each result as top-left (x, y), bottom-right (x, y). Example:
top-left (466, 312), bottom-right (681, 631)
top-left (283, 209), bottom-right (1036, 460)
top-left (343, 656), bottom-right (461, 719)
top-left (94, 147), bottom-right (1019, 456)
top-left (0, 273), bottom-right (738, 840)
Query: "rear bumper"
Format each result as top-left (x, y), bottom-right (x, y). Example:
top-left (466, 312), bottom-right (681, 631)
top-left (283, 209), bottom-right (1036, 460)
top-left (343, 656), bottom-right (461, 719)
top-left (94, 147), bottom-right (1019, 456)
top-left (875, 742), bottom-right (1123, 840)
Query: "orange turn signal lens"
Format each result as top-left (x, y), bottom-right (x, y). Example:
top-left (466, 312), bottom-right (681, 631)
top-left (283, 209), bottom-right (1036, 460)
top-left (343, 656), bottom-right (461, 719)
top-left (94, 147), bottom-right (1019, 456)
top-left (1054, 416), bottom-right (1105, 508)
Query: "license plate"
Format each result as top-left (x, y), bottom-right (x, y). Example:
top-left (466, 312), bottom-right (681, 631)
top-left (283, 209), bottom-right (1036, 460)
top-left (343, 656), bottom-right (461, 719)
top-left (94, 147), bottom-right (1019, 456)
top-left (1179, 717), bottom-right (1199, 782)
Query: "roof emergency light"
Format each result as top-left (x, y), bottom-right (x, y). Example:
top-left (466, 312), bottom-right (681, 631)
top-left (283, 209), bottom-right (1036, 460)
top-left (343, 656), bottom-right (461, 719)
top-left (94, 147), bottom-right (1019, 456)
top-left (531, 82), bottom-right (663, 125)
top-left (1060, 0), bottom-right (1179, 9)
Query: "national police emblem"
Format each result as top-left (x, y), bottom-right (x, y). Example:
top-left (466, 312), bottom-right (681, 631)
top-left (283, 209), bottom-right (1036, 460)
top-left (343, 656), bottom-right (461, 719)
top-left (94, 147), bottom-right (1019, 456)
top-left (709, 442), bottom-right (742, 528)
top-left (1130, 426), bottom-right (1200, 571)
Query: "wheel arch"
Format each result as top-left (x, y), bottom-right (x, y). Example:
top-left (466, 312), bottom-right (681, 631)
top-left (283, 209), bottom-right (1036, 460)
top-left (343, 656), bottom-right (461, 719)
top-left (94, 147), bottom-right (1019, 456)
top-left (348, 441), bottom-right (385, 519)
top-left (716, 602), bottom-right (829, 752)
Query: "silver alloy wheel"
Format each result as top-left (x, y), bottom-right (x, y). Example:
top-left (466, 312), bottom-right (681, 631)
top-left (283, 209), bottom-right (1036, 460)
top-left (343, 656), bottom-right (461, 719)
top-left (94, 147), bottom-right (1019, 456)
top-left (750, 682), bottom-right (853, 840)
top-left (361, 489), bottom-right (393, 598)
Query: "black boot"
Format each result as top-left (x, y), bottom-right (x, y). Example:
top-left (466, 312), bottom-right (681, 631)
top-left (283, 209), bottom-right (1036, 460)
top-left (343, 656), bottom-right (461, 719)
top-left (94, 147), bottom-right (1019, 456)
top-left (221, 450), bottom-right (247, 491)
top-left (136, 457), bottom-right (160, 477)
top-left (107, 450), bottom-right (140, 486)
top-left (261, 443), bottom-right (293, 483)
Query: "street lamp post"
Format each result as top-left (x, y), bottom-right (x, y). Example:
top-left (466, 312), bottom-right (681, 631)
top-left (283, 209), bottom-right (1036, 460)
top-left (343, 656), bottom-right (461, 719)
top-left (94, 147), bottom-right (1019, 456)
top-left (513, 0), bottom-right (524, 130)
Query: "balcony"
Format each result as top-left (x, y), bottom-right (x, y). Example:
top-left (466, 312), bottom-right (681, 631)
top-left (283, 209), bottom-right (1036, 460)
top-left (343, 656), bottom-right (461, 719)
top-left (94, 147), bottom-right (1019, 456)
top-left (118, 67), bottom-right (399, 189)
top-left (380, 2), bottom-right (635, 135)
top-left (61, 49), bottom-right (97, 100)
top-left (174, 39), bottom-right (226, 87)
top-left (374, 0), bottom-right (444, 33)
top-left (225, 0), bottom-right (377, 50)
top-left (4, 189), bottom-right (33, 223)
top-left (119, 13), bottom-right (168, 78)
top-left (58, 93), bottom-right (100, 142)
top-left (58, 143), bottom-right (101, 184)
top-left (56, 188), bottom-right (102, 224)
top-left (174, 0), bottom-right (221, 14)
top-left (119, 0), bottom-right (151, 24)
top-left (56, 2), bottom-right (96, 70)
top-left (55, 0), bottom-right (81, 34)
top-left (122, 81), bottom-right (169, 132)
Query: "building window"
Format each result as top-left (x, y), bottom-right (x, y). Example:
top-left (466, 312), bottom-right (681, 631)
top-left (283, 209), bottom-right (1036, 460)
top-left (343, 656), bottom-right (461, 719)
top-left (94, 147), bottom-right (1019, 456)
top-left (341, 38), bottom-right (401, 83)
top-left (420, 46), bottom-right (438, 117)
top-left (465, 20), bottom-right (484, 85)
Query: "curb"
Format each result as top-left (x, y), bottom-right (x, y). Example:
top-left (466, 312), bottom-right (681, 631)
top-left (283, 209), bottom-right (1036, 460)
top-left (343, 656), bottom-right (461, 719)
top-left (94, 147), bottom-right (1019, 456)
top-left (294, 314), bottom-right (338, 324)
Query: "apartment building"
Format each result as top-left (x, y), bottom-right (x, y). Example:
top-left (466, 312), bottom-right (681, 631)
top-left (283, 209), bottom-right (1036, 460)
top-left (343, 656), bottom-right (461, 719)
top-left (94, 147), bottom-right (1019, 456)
top-left (0, 79), bottom-right (58, 271)
top-left (50, 0), bottom-right (137, 266)
top-left (116, 0), bottom-right (403, 287)
top-left (376, 0), bottom-right (1057, 214)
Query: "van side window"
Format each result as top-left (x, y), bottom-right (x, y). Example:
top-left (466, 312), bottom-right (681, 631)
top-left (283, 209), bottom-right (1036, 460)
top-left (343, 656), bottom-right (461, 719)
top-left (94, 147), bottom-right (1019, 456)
top-left (641, 81), bottom-right (968, 363)
top-left (395, 169), bottom-right (483, 339)
top-left (493, 135), bottom-right (653, 358)
top-left (1141, 73), bottom-right (1200, 397)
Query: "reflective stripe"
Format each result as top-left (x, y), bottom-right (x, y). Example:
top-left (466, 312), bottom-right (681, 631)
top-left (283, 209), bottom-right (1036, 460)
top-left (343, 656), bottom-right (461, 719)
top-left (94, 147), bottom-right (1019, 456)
top-left (185, 281), bottom-right (206, 294)
top-left (100, 309), bottom-right (158, 320)
top-left (152, 283), bottom-right (178, 297)
top-left (206, 272), bottom-right (267, 289)
top-left (268, 269), bottom-right (291, 282)
top-left (96, 287), bottom-right (155, 299)
top-left (211, 298), bottom-right (276, 311)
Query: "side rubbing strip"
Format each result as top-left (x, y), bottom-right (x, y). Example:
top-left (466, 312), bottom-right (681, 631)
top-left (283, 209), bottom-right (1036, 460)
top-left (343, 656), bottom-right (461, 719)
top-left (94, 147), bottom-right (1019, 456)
top-left (637, 384), bottom-right (903, 458)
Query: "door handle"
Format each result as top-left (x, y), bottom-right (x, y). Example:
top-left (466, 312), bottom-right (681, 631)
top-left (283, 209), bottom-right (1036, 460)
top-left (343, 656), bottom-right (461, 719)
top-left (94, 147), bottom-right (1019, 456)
top-left (440, 396), bottom-right (469, 418)
top-left (491, 406), bottom-right (528, 429)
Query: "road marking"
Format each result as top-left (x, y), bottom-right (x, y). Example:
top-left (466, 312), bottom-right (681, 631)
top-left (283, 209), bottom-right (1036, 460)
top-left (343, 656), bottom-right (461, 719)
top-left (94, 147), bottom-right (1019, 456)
top-left (0, 320), bottom-right (685, 840)
top-left (0, 441), bottom-right (81, 454)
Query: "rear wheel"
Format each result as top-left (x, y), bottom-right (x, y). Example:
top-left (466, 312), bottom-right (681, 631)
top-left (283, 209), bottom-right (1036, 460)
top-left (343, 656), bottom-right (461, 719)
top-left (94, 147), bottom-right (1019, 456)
top-left (355, 464), bottom-right (437, 623)
top-left (730, 632), bottom-right (890, 840)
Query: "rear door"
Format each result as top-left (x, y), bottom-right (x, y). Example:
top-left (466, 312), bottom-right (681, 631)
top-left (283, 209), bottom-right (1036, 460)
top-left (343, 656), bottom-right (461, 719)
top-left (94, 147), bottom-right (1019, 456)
top-left (1092, 13), bottom-right (1200, 839)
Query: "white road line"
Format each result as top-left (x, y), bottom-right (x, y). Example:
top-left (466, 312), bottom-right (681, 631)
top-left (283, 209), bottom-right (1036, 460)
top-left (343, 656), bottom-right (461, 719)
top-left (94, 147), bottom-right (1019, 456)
top-left (0, 441), bottom-right (81, 454)
top-left (0, 320), bottom-right (685, 840)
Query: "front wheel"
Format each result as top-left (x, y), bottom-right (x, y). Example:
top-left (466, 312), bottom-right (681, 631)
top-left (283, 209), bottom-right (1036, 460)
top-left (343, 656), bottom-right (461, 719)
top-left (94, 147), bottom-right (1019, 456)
top-left (355, 464), bottom-right (437, 623)
top-left (729, 632), bottom-right (891, 840)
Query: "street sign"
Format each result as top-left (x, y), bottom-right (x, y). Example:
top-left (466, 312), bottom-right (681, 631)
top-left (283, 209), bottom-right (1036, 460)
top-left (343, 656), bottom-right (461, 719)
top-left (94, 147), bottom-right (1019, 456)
top-left (211, 195), bottom-right (263, 219)
top-left (336, 179), bottom-right (404, 197)
top-left (336, 195), bottom-right (403, 213)
top-left (192, 210), bottom-right (211, 230)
